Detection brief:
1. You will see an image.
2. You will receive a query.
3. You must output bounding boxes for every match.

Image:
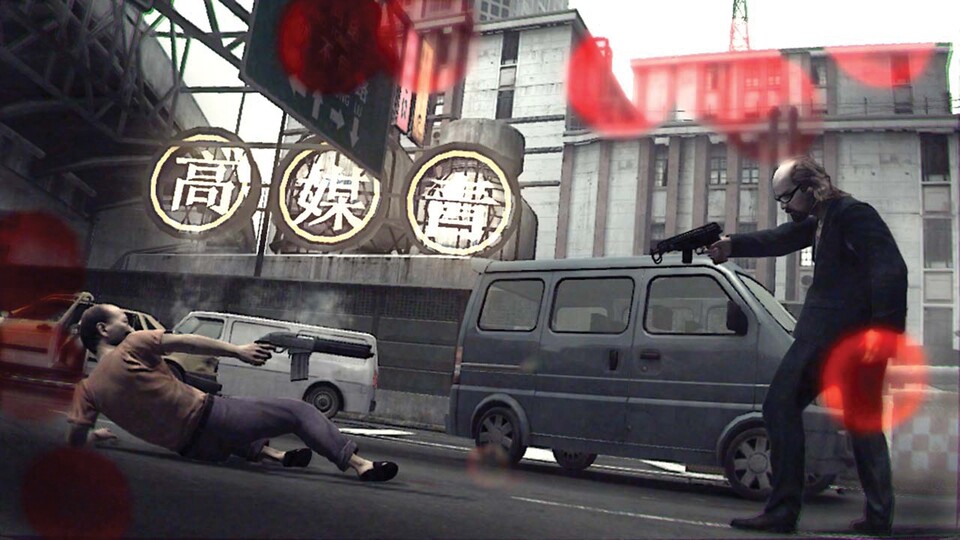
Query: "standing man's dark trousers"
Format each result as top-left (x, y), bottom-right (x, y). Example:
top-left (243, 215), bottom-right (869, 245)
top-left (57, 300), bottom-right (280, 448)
top-left (762, 339), bottom-right (894, 526)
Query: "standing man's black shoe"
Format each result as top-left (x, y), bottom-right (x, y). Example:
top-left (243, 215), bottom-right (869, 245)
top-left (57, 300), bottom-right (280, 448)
top-left (851, 518), bottom-right (892, 536)
top-left (730, 513), bottom-right (797, 533)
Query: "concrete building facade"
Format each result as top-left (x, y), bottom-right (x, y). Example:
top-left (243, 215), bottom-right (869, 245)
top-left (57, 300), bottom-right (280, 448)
top-left (553, 44), bottom-right (959, 365)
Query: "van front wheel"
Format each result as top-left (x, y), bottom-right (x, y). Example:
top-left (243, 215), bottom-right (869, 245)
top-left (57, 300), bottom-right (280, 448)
top-left (475, 407), bottom-right (526, 465)
top-left (723, 426), bottom-right (838, 500)
top-left (305, 385), bottom-right (341, 419)
top-left (552, 449), bottom-right (597, 472)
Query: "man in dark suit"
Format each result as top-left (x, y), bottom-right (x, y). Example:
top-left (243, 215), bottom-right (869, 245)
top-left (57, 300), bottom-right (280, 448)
top-left (708, 156), bottom-right (907, 535)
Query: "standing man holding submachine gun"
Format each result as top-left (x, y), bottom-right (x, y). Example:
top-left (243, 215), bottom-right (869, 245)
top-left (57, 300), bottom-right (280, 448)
top-left (708, 156), bottom-right (907, 535)
top-left (66, 304), bottom-right (399, 482)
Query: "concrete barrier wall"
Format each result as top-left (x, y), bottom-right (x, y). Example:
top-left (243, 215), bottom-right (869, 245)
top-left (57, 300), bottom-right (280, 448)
top-left (85, 269), bottom-right (471, 398)
top-left (885, 388), bottom-right (959, 496)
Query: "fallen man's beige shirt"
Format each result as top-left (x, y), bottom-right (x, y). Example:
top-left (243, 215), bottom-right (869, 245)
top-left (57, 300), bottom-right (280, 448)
top-left (68, 330), bottom-right (207, 452)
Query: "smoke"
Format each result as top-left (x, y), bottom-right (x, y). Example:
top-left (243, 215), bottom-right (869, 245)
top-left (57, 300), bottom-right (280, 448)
top-left (281, 288), bottom-right (351, 331)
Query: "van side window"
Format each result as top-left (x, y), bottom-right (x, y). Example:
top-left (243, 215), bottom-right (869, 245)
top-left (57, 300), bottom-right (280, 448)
top-left (231, 321), bottom-right (287, 345)
top-left (550, 278), bottom-right (633, 334)
top-left (125, 312), bottom-right (143, 331)
top-left (178, 317), bottom-right (225, 339)
top-left (478, 279), bottom-right (544, 332)
top-left (645, 275), bottom-right (737, 335)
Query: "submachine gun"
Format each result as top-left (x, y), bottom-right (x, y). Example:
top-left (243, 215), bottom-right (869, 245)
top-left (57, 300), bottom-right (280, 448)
top-left (650, 222), bottom-right (723, 264)
top-left (256, 332), bottom-right (374, 381)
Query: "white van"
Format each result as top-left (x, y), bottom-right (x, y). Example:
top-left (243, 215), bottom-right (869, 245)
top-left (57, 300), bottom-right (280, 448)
top-left (172, 311), bottom-right (378, 419)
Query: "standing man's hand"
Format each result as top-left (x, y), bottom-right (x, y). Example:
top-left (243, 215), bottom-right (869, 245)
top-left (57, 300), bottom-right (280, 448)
top-left (237, 343), bottom-right (273, 366)
top-left (708, 236), bottom-right (733, 264)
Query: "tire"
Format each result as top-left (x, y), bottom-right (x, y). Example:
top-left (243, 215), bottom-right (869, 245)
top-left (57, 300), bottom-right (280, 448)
top-left (552, 449), bottom-right (597, 472)
top-left (305, 384), bottom-right (341, 419)
top-left (723, 426), bottom-right (836, 500)
top-left (475, 406), bottom-right (527, 465)
top-left (165, 360), bottom-right (185, 382)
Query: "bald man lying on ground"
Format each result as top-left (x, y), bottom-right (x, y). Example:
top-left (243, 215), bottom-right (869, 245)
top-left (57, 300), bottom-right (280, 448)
top-left (66, 304), bottom-right (398, 482)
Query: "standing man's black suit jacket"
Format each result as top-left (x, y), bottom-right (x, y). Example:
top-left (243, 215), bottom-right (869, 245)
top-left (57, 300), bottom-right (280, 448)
top-left (729, 196), bottom-right (908, 348)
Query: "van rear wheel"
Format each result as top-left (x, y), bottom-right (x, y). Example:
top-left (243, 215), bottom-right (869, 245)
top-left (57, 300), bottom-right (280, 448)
top-left (475, 407), bottom-right (526, 465)
top-left (723, 426), bottom-right (837, 500)
top-left (305, 385), bottom-right (341, 419)
top-left (552, 449), bottom-right (597, 472)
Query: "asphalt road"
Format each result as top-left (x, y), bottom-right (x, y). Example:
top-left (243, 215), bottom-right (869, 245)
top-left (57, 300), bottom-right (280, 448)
top-left (1, 384), bottom-right (957, 539)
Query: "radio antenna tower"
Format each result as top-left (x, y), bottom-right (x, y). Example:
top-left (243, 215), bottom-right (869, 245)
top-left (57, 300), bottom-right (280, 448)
top-left (729, 0), bottom-right (751, 51)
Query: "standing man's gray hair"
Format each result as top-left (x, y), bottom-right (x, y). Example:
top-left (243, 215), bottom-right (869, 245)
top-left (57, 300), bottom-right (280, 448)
top-left (784, 155), bottom-right (849, 203)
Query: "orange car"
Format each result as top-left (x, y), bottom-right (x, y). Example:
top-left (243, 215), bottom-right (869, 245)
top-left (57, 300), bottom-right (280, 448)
top-left (0, 292), bottom-right (220, 394)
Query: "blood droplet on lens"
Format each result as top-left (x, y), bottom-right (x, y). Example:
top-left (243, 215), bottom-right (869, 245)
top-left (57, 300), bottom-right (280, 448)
top-left (21, 448), bottom-right (132, 539)
top-left (278, 0), bottom-right (388, 95)
top-left (821, 328), bottom-right (927, 435)
top-left (827, 43), bottom-right (935, 89)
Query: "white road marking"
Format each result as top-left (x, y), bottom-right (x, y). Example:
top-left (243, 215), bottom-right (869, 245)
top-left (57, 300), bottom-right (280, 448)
top-left (521, 447), bottom-right (556, 463)
top-left (640, 460), bottom-right (686, 473)
top-left (340, 428), bottom-right (414, 437)
top-left (511, 496), bottom-right (728, 529)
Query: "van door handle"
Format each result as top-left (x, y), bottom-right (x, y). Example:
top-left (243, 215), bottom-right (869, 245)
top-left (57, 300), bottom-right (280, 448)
top-left (639, 350), bottom-right (661, 360)
top-left (608, 349), bottom-right (620, 371)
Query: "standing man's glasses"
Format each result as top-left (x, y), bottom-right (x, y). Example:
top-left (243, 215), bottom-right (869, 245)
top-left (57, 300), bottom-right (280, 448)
top-left (775, 185), bottom-right (802, 205)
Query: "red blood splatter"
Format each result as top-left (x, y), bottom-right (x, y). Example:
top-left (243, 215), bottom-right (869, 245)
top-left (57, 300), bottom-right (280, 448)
top-left (21, 447), bottom-right (132, 539)
top-left (0, 211), bottom-right (85, 311)
top-left (465, 445), bottom-right (517, 490)
top-left (278, 0), bottom-right (391, 95)
top-left (378, 0), bottom-right (475, 94)
top-left (821, 328), bottom-right (927, 435)
top-left (568, 37), bottom-right (666, 138)
top-left (826, 43), bottom-right (936, 89)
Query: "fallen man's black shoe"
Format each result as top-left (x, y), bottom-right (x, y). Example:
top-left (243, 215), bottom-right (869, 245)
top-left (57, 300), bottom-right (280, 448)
top-left (360, 461), bottom-right (399, 482)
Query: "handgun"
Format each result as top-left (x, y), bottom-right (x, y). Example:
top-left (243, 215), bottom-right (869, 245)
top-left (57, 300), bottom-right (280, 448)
top-left (650, 222), bottom-right (723, 264)
top-left (255, 332), bottom-right (374, 382)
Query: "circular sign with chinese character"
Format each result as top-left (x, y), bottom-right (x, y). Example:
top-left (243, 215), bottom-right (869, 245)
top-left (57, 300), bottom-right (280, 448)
top-left (273, 140), bottom-right (383, 250)
top-left (405, 144), bottom-right (518, 257)
top-left (146, 128), bottom-right (261, 239)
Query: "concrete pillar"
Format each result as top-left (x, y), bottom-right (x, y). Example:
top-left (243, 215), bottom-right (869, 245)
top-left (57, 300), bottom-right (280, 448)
top-left (724, 143), bottom-right (741, 233)
top-left (633, 138), bottom-right (656, 255)
top-left (664, 137), bottom-right (682, 236)
top-left (593, 141), bottom-right (612, 257)
top-left (691, 135), bottom-right (709, 227)
top-left (555, 144), bottom-right (576, 259)
top-left (755, 114), bottom-right (784, 291)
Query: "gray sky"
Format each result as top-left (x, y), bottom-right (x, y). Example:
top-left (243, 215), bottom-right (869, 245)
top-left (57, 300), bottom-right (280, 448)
top-left (569, 0), bottom-right (960, 100)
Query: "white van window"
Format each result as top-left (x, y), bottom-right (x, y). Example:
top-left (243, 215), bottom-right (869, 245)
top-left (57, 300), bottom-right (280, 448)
top-left (551, 278), bottom-right (633, 334)
top-left (645, 275), bottom-right (736, 335)
top-left (178, 317), bottom-right (225, 339)
top-left (479, 279), bottom-right (544, 332)
top-left (231, 321), bottom-right (288, 345)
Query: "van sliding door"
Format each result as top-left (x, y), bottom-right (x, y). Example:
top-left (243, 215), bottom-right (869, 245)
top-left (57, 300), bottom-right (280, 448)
top-left (534, 272), bottom-right (636, 448)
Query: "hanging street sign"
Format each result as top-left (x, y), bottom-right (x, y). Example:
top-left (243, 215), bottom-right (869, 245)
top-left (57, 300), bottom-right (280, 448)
top-left (404, 143), bottom-right (520, 257)
top-left (146, 128), bottom-right (261, 239)
top-left (241, 0), bottom-right (396, 175)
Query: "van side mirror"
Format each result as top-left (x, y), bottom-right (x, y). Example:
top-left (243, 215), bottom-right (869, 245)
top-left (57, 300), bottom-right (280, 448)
top-left (726, 301), bottom-right (748, 336)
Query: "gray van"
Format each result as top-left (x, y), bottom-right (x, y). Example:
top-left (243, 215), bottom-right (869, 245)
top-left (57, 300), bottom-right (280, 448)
top-left (447, 254), bottom-right (855, 500)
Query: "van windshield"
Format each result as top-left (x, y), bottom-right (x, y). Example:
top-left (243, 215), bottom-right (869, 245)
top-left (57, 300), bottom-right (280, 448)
top-left (737, 272), bottom-right (796, 334)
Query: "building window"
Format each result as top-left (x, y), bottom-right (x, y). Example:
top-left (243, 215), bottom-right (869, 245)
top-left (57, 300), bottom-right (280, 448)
top-left (891, 54), bottom-right (911, 86)
top-left (499, 65), bottom-right (517, 88)
top-left (800, 246), bottom-right (814, 267)
top-left (766, 59), bottom-right (781, 87)
top-left (654, 145), bottom-right (669, 187)
top-left (894, 85), bottom-right (913, 114)
top-left (496, 89), bottom-right (515, 119)
top-left (923, 308), bottom-right (955, 365)
top-left (740, 157), bottom-right (759, 184)
top-left (810, 58), bottom-right (828, 87)
top-left (501, 31), bottom-right (519, 65)
top-left (744, 64), bottom-right (760, 89)
top-left (709, 144), bottom-right (727, 185)
top-left (921, 134), bottom-right (949, 183)
top-left (649, 222), bottom-right (666, 253)
top-left (924, 218), bottom-right (954, 269)
top-left (433, 93), bottom-right (445, 116)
